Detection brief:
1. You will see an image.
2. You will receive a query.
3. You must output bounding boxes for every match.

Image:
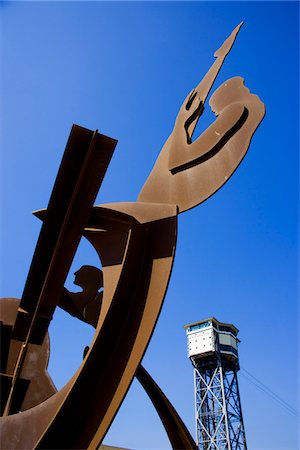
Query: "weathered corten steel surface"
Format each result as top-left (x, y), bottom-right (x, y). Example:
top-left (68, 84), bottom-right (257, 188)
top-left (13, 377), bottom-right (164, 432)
top-left (0, 23), bottom-right (265, 450)
top-left (138, 25), bottom-right (265, 212)
top-left (1, 125), bottom-right (117, 420)
top-left (12, 126), bottom-right (117, 345)
top-left (0, 298), bottom-right (56, 415)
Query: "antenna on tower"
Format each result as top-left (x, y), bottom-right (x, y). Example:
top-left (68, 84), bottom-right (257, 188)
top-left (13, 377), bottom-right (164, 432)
top-left (184, 317), bottom-right (248, 449)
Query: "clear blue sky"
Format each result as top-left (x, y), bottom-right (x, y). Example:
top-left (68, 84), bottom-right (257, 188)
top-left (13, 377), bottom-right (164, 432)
top-left (1, 1), bottom-right (299, 449)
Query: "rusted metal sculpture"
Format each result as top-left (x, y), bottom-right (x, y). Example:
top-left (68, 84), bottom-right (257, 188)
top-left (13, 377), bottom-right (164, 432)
top-left (0, 23), bottom-right (265, 449)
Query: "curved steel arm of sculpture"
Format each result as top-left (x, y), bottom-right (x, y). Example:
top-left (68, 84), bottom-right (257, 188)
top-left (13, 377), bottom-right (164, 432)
top-left (48, 264), bottom-right (197, 450)
top-left (136, 366), bottom-right (197, 450)
top-left (31, 203), bottom-right (197, 449)
top-left (0, 204), bottom-right (177, 449)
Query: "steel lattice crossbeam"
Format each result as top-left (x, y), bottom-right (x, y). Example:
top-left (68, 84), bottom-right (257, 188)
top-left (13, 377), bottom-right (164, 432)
top-left (194, 364), bottom-right (247, 450)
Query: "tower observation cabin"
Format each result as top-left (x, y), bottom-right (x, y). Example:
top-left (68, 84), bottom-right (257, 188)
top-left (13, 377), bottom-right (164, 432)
top-left (184, 318), bottom-right (247, 450)
top-left (185, 317), bottom-right (239, 368)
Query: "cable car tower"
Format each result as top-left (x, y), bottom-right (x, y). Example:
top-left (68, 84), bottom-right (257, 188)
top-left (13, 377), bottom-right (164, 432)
top-left (184, 318), bottom-right (247, 450)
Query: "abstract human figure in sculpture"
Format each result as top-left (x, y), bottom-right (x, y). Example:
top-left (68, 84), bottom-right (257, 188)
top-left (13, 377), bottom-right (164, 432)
top-left (0, 23), bottom-right (265, 450)
top-left (138, 76), bottom-right (265, 212)
top-left (59, 265), bottom-right (103, 327)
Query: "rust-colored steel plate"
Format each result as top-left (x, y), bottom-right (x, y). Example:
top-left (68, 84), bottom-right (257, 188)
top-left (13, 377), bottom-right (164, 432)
top-left (0, 23), bottom-right (265, 450)
top-left (12, 125), bottom-right (117, 345)
top-left (136, 365), bottom-right (197, 450)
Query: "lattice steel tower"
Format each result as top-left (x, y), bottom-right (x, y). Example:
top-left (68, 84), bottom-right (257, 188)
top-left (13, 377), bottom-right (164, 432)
top-left (184, 318), bottom-right (247, 450)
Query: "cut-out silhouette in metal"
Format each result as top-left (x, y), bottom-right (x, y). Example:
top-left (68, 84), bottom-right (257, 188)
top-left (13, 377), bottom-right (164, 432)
top-left (0, 22), bottom-right (265, 450)
top-left (59, 265), bottom-right (104, 327)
